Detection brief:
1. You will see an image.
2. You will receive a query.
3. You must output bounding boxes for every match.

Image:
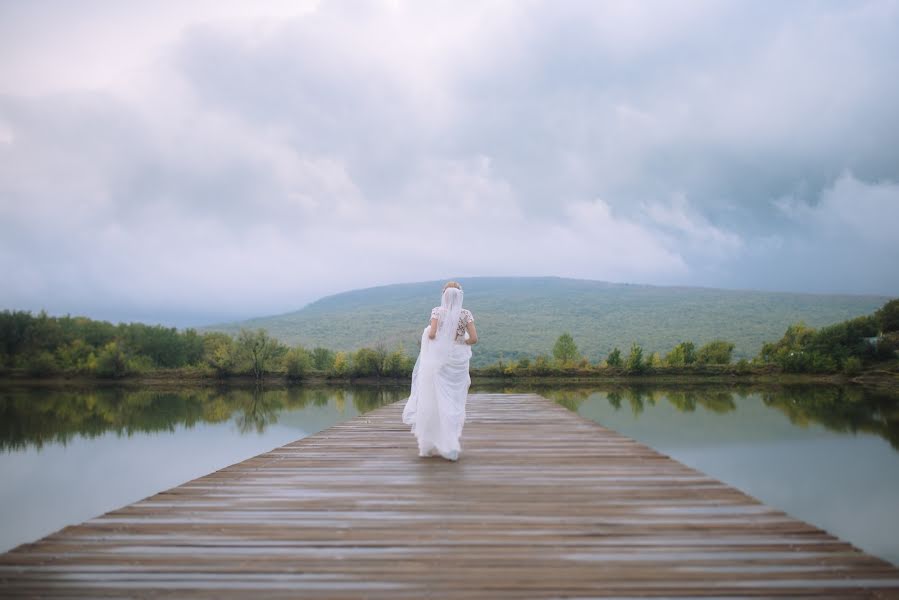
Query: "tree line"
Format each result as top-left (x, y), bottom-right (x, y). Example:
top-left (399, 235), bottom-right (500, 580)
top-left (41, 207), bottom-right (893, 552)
top-left (476, 299), bottom-right (898, 376)
top-left (757, 299), bottom-right (898, 373)
top-left (475, 334), bottom-right (741, 376)
top-left (0, 311), bottom-right (414, 380)
top-left (1, 298), bottom-right (896, 380)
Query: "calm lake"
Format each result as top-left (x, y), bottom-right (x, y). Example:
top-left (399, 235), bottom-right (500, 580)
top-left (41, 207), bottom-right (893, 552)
top-left (1, 383), bottom-right (897, 567)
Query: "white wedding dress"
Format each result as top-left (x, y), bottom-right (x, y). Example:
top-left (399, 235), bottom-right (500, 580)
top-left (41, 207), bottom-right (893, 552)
top-left (402, 287), bottom-right (473, 461)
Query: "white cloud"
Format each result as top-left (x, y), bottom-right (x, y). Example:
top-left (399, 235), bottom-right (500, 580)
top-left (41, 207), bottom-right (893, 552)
top-left (0, 120), bottom-right (12, 145)
top-left (774, 172), bottom-right (899, 241)
top-left (1, 1), bottom-right (898, 324)
top-left (808, 173), bottom-right (899, 244)
top-left (0, 1), bottom-right (321, 95)
top-left (645, 194), bottom-right (743, 259)
top-left (742, 172), bottom-right (899, 294)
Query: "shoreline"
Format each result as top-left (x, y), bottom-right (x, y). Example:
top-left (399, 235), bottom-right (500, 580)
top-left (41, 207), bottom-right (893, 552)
top-left (1, 368), bottom-right (896, 393)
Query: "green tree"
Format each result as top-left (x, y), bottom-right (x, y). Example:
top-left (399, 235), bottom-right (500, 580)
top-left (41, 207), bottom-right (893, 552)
top-left (27, 351), bottom-right (60, 376)
top-left (330, 351), bottom-right (350, 377)
top-left (202, 332), bottom-right (236, 376)
top-left (552, 332), bottom-right (580, 364)
top-left (759, 322), bottom-right (823, 372)
top-left (27, 310), bottom-right (65, 354)
top-left (373, 344), bottom-right (389, 373)
top-left (120, 323), bottom-right (187, 368)
top-left (809, 316), bottom-right (879, 364)
top-left (759, 322), bottom-right (815, 363)
top-left (0, 310), bottom-right (34, 366)
top-left (533, 354), bottom-right (551, 375)
top-left (352, 347), bottom-right (382, 377)
top-left (626, 343), bottom-right (645, 373)
top-left (696, 339), bottom-right (734, 365)
top-left (665, 341), bottom-right (696, 366)
top-left (759, 314), bottom-right (884, 373)
top-left (181, 328), bottom-right (205, 366)
top-left (606, 347), bottom-right (622, 367)
top-left (79, 318), bottom-right (116, 349)
top-left (876, 299), bottom-right (899, 333)
top-left (383, 349), bottom-right (413, 377)
top-left (235, 329), bottom-right (283, 380)
top-left (311, 347), bottom-right (335, 371)
top-left (842, 356), bottom-right (863, 376)
top-left (284, 346), bottom-right (311, 380)
top-left (56, 339), bottom-right (94, 372)
top-left (95, 341), bottom-right (129, 378)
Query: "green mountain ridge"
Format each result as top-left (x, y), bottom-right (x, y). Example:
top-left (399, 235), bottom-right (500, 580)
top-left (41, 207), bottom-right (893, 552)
top-left (202, 277), bottom-right (891, 367)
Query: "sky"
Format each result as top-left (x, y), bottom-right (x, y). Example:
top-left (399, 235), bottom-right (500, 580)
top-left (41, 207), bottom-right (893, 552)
top-left (1, 0), bottom-right (898, 326)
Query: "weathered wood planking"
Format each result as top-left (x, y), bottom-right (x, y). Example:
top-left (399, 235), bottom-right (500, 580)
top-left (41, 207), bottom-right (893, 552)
top-left (1, 393), bottom-right (898, 598)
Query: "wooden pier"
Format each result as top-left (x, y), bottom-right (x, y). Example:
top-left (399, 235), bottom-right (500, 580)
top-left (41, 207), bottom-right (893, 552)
top-left (1, 393), bottom-right (898, 598)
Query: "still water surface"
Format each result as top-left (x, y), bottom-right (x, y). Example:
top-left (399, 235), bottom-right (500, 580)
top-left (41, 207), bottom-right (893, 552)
top-left (1, 384), bottom-right (897, 566)
top-left (0, 386), bottom-right (406, 554)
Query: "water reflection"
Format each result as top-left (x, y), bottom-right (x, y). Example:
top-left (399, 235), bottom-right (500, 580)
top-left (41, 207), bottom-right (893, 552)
top-left (6, 383), bottom-right (896, 453)
top-left (2, 382), bottom-right (898, 567)
top-left (506, 383), bottom-right (899, 568)
top-left (479, 384), bottom-right (899, 452)
top-left (0, 386), bottom-right (407, 452)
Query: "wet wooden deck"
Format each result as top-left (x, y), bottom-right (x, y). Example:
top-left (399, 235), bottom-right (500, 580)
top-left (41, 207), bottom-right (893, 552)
top-left (1, 393), bottom-right (898, 598)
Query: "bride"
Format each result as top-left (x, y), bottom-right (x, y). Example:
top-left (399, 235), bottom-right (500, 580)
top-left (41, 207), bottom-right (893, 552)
top-left (402, 281), bottom-right (478, 461)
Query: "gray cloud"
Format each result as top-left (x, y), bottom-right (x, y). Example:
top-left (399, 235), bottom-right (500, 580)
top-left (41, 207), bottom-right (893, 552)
top-left (1, 0), bottom-right (898, 325)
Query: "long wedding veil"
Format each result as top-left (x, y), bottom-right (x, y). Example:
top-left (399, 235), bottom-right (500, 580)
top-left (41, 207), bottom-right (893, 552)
top-left (432, 286), bottom-right (464, 359)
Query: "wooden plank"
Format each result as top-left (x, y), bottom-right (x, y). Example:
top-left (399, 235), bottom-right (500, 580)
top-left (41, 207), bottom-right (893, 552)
top-left (1, 393), bottom-right (898, 598)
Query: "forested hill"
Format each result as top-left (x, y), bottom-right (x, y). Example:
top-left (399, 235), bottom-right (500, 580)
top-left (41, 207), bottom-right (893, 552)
top-left (203, 277), bottom-right (889, 367)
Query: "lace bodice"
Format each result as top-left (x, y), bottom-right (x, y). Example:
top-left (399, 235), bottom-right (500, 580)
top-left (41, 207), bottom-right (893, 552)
top-left (430, 307), bottom-right (474, 341)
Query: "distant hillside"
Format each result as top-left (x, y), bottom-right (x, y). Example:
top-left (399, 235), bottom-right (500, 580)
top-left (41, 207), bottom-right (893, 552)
top-left (202, 277), bottom-right (890, 367)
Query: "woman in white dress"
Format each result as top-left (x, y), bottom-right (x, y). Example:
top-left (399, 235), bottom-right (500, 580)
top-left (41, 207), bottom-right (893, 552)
top-left (402, 281), bottom-right (478, 461)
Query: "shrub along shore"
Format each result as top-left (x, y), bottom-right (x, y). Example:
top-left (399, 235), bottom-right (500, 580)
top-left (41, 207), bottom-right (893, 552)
top-left (1, 299), bottom-right (897, 388)
top-left (0, 366), bottom-right (870, 389)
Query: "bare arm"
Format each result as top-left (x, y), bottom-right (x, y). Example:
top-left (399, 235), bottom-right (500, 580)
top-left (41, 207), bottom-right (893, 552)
top-left (428, 318), bottom-right (438, 339)
top-left (465, 320), bottom-right (478, 345)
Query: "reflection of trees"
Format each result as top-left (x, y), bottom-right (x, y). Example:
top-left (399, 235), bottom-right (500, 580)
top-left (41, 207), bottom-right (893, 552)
top-left (699, 391), bottom-right (736, 413)
top-left (604, 387), bottom-right (654, 416)
top-left (666, 390), bottom-right (697, 412)
top-left (0, 386), bottom-right (406, 451)
top-left (607, 391), bottom-right (622, 410)
top-left (0, 388), bottom-right (214, 451)
top-left (665, 390), bottom-right (736, 414)
top-left (761, 386), bottom-right (899, 451)
top-left (626, 389), bottom-right (645, 416)
top-left (351, 388), bottom-right (399, 413)
top-left (234, 387), bottom-right (282, 434)
top-left (539, 388), bottom-right (594, 412)
top-left (512, 383), bottom-right (899, 451)
top-left (10, 383), bottom-right (895, 453)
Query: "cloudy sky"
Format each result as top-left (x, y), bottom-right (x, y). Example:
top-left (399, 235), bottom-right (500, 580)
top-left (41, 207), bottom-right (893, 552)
top-left (2, 0), bottom-right (898, 326)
